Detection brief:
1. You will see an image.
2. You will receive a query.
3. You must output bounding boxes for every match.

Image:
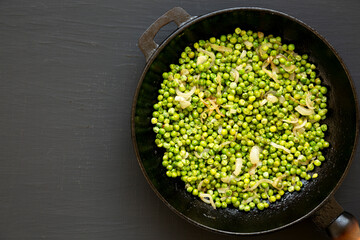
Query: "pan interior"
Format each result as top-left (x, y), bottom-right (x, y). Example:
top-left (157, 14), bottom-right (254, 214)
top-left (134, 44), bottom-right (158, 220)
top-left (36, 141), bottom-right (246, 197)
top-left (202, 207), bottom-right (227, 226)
top-left (133, 8), bottom-right (357, 234)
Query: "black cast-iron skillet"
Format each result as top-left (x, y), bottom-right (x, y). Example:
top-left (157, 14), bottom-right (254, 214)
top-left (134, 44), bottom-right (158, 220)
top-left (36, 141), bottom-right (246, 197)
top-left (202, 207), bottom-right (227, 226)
top-left (132, 7), bottom-right (360, 239)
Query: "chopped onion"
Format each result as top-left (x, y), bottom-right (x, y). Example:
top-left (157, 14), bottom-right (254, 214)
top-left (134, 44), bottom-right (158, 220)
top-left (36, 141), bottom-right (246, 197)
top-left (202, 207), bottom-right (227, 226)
top-left (244, 64), bottom-right (253, 73)
top-left (243, 179), bottom-right (274, 192)
top-left (244, 41), bottom-right (253, 49)
top-left (220, 176), bottom-right (230, 184)
top-left (272, 174), bottom-right (286, 190)
top-left (229, 108), bottom-right (237, 114)
top-left (221, 174), bottom-right (241, 184)
top-left (209, 98), bottom-right (224, 117)
top-left (258, 32), bottom-right (264, 39)
top-left (279, 95), bottom-right (285, 103)
top-left (243, 194), bottom-right (259, 205)
top-left (249, 163), bottom-right (258, 175)
top-left (276, 54), bottom-right (288, 60)
top-left (267, 94), bottom-right (278, 103)
top-left (295, 105), bottom-right (315, 116)
top-left (198, 48), bottom-right (215, 67)
top-left (194, 151), bottom-right (202, 159)
top-left (249, 145), bottom-right (261, 164)
top-left (260, 99), bottom-right (268, 106)
top-left (240, 50), bottom-right (247, 59)
top-left (235, 63), bottom-right (246, 71)
top-left (270, 142), bottom-right (291, 154)
top-left (217, 188), bottom-right (228, 194)
top-left (280, 64), bottom-right (296, 73)
top-left (233, 158), bottom-right (243, 176)
top-left (282, 116), bottom-right (298, 124)
top-left (289, 72), bottom-right (295, 81)
top-left (176, 86), bottom-right (196, 100)
top-left (199, 193), bottom-right (216, 209)
top-left (298, 154), bottom-right (306, 162)
top-left (206, 43), bottom-right (233, 52)
top-left (197, 180), bottom-right (205, 191)
top-left (180, 69), bottom-right (189, 75)
top-left (174, 96), bottom-right (191, 109)
top-left (215, 74), bottom-right (222, 96)
top-left (299, 72), bottom-right (307, 79)
top-left (196, 55), bottom-right (207, 65)
top-left (217, 126), bottom-right (223, 135)
top-left (219, 141), bottom-right (232, 148)
top-left (262, 57), bottom-right (279, 83)
top-left (230, 69), bottom-right (239, 83)
top-left (293, 119), bottom-right (307, 135)
top-left (306, 92), bottom-right (315, 110)
top-left (270, 61), bottom-right (279, 73)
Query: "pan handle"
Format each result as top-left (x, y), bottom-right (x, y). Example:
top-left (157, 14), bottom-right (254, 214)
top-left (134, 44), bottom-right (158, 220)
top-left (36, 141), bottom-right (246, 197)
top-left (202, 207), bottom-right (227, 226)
top-left (138, 7), bottom-right (193, 62)
top-left (313, 196), bottom-right (360, 240)
top-left (328, 212), bottom-right (360, 240)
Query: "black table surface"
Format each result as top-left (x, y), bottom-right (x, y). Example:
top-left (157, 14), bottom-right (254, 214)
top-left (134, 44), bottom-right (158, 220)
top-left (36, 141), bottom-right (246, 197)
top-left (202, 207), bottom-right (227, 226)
top-left (0, 0), bottom-right (359, 239)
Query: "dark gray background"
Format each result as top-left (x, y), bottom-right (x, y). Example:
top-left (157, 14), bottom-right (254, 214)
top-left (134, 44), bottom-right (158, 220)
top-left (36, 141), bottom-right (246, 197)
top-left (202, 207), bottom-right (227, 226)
top-left (0, 0), bottom-right (359, 239)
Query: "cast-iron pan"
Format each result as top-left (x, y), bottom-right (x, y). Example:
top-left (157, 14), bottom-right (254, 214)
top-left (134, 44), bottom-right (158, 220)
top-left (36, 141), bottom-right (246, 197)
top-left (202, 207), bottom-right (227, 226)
top-left (132, 7), bottom-right (360, 239)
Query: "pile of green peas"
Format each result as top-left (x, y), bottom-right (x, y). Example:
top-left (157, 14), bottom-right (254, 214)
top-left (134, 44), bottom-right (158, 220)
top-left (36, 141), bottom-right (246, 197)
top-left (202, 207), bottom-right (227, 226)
top-left (151, 27), bottom-right (329, 211)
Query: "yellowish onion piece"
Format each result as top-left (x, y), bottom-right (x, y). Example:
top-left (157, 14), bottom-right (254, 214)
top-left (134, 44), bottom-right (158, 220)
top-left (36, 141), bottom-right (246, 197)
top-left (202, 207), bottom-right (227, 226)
top-left (229, 108), bottom-right (237, 114)
top-left (281, 64), bottom-right (297, 73)
top-left (196, 55), bottom-right (207, 65)
top-left (260, 99), bottom-right (268, 106)
top-left (249, 163), bottom-right (259, 175)
top-left (174, 96), bottom-right (191, 109)
top-left (305, 92), bottom-right (315, 110)
top-left (194, 151), bottom-right (202, 159)
top-left (243, 193), bottom-right (259, 205)
top-left (219, 141), bottom-right (232, 148)
top-left (282, 119), bottom-right (298, 124)
top-left (180, 68), bottom-right (189, 76)
top-left (257, 31), bottom-right (264, 39)
top-left (217, 187), bottom-right (228, 194)
top-left (289, 72), bottom-right (295, 81)
top-left (199, 193), bottom-right (216, 209)
top-left (299, 72), bottom-right (307, 79)
top-left (249, 145), bottom-right (261, 164)
top-left (175, 86), bottom-right (196, 100)
top-left (295, 105), bottom-right (315, 116)
top-left (244, 40), bottom-right (253, 49)
top-left (270, 141), bottom-right (291, 154)
top-left (266, 94), bottom-right (278, 104)
top-left (275, 54), bottom-right (288, 60)
top-left (217, 126), bottom-right (222, 135)
top-left (197, 180), bottom-right (205, 191)
top-left (270, 61), bottom-right (279, 73)
top-left (293, 119), bottom-right (307, 135)
top-left (279, 95), bottom-right (286, 103)
top-left (233, 158), bottom-right (243, 176)
top-left (235, 62), bottom-right (246, 71)
top-left (262, 57), bottom-right (279, 83)
top-left (209, 98), bottom-right (224, 117)
top-left (240, 50), bottom-right (247, 59)
top-left (198, 48), bottom-right (215, 67)
top-left (206, 43), bottom-right (233, 52)
top-left (272, 174), bottom-right (287, 190)
top-left (220, 176), bottom-right (230, 184)
top-left (243, 179), bottom-right (274, 192)
top-left (221, 174), bottom-right (241, 184)
top-left (216, 74), bottom-right (222, 96)
top-left (244, 64), bottom-right (253, 73)
top-left (282, 116), bottom-right (298, 124)
top-left (230, 69), bottom-right (239, 83)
